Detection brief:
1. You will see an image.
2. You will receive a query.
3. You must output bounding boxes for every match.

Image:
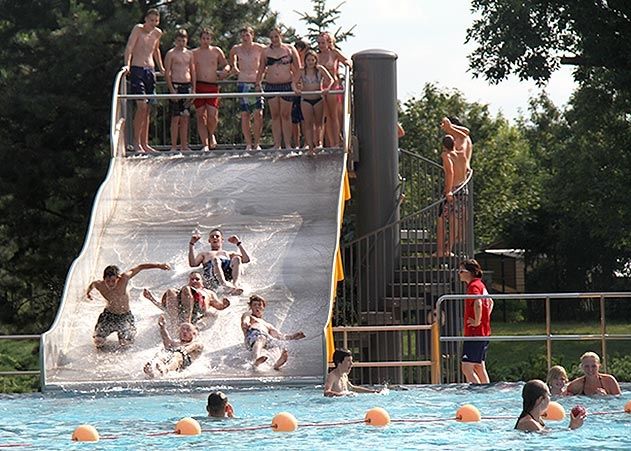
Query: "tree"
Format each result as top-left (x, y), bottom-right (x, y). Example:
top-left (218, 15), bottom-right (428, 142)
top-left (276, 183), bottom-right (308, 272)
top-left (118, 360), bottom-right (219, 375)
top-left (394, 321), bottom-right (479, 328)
top-left (294, 0), bottom-right (355, 46)
top-left (0, 0), bottom-right (282, 332)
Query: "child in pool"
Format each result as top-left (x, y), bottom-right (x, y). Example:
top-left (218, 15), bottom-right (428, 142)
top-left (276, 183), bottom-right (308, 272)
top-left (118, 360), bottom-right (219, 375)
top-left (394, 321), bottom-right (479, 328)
top-left (206, 391), bottom-right (235, 418)
top-left (515, 380), bottom-right (585, 432)
top-left (546, 365), bottom-right (569, 396)
top-left (323, 349), bottom-right (382, 397)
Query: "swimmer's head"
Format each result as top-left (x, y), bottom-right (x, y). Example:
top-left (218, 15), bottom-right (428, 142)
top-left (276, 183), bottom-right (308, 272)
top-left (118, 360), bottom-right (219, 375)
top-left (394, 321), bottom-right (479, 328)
top-left (332, 349), bottom-right (353, 369)
top-left (521, 379), bottom-right (550, 414)
top-left (442, 135), bottom-right (454, 151)
top-left (103, 265), bottom-right (120, 288)
top-left (580, 351), bottom-right (601, 374)
top-left (546, 365), bottom-right (568, 391)
top-left (248, 294), bottom-right (266, 308)
top-left (207, 391), bottom-right (229, 417)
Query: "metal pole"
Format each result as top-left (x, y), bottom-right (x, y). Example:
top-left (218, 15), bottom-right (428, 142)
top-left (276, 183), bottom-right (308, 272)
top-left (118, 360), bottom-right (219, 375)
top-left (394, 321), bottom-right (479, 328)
top-left (600, 294), bottom-right (607, 372)
top-left (545, 297), bottom-right (552, 369)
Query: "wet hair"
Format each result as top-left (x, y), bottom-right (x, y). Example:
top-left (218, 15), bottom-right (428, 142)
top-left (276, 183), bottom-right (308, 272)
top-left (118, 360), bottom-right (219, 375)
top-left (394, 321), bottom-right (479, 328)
top-left (515, 379), bottom-right (549, 429)
top-left (546, 365), bottom-right (568, 387)
top-left (248, 294), bottom-right (267, 307)
top-left (200, 27), bottom-right (213, 39)
top-left (442, 135), bottom-right (454, 151)
top-left (207, 391), bottom-right (228, 417)
top-left (332, 349), bottom-right (352, 367)
top-left (460, 259), bottom-right (483, 278)
top-left (240, 26), bottom-right (254, 35)
top-left (175, 29), bottom-right (188, 39)
top-left (580, 351), bottom-right (600, 364)
top-left (179, 322), bottom-right (198, 340)
top-left (209, 228), bottom-right (223, 238)
top-left (303, 49), bottom-right (319, 65)
top-left (145, 8), bottom-right (159, 19)
top-left (103, 265), bottom-right (120, 278)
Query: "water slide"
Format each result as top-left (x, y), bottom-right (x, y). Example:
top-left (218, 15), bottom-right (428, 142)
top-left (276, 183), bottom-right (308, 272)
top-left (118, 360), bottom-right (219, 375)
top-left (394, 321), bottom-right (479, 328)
top-left (41, 150), bottom-right (348, 390)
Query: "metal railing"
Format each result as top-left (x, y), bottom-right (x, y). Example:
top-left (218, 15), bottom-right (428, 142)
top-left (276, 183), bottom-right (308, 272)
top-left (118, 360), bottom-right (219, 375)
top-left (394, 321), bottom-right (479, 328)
top-left (0, 335), bottom-right (41, 377)
top-left (432, 292), bottom-right (631, 384)
top-left (113, 67), bottom-right (351, 155)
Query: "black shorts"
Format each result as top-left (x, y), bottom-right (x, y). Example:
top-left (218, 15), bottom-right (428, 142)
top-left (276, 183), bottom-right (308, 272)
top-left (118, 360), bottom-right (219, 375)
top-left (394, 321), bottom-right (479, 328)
top-left (170, 82), bottom-right (192, 117)
top-left (94, 309), bottom-right (136, 343)
top-left (462, 339), bottom-right (489, 364)
top-left (129, 66), bottom-right (156, 98)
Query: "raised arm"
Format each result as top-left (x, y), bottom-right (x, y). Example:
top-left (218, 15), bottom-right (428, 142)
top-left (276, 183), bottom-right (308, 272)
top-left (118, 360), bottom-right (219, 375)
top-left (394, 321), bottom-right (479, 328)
top-left (125, 262), bottom-right (171, 279)
top-left (227, 235), bottom-right (250, 263)
top-left (142, 288), bottom-right (166, 311)
top-left (188, 234), bottom-right (205, 267)
top-left (158, 315), bottom-right (177, 348)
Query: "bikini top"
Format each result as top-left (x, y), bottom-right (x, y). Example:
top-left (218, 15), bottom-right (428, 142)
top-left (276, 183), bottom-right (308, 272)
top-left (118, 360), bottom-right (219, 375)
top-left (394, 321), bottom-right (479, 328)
top-left (300, 70), bottom-right (322, 86)
top-left (527, 412), bottom-right (545, 427)
top-left (580, 375), bottom-right (604, 395)
top-left (266, 48), bottom-right (293, 67)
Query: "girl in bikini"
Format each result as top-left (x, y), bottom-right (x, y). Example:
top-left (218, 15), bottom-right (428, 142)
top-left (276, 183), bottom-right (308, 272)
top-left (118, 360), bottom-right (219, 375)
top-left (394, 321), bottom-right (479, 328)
top-left (316, 32), bottom-right (351, 148)
top-left (566, 351), bottom-right (622, 395)
top-left (515, 380), bottom-right (585, 432)
top-left (256, 28), bottom-right (301, 149)
top-left (293, 50), bottom-right (333, 154)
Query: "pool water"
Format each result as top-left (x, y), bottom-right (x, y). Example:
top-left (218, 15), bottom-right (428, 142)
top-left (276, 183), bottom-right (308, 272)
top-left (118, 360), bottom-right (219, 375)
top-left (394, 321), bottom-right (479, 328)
top-left (1, 384), bottom-right (629, 450)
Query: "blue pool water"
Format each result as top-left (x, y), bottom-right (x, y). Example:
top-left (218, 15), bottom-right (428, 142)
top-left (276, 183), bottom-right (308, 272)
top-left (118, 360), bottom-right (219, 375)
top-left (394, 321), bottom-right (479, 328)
top-left (1, 384), bottom-right (630, 450)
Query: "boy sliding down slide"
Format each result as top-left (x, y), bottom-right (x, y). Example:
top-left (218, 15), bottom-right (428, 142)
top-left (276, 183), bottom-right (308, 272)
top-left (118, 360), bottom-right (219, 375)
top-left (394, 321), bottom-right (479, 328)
top-left (240, 294), bottom-right (305, 370)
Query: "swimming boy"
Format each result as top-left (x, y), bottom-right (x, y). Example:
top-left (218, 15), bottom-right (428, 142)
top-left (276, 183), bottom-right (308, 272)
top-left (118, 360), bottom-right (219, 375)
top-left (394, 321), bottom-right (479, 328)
top-left (206, 391), bottom-right (235, 418)
top-left (164, 29), bottom-right (196, 151)
top-left (87, 262), bottom-right (171, 350)
top-left (123, 8), bottom-right (165, 153)
top-left (188, 228), bottom-right (250, 295)
top-left (324, 348), bottom-right (381, 396)
top-left (240, 294), bottom-right (305, 370)
top-left (229, 26), bottom-right (266, 150)
top-left (143, 315), bottom-right (203, 378)
top-left (193, 28), bottom-right (230, 151)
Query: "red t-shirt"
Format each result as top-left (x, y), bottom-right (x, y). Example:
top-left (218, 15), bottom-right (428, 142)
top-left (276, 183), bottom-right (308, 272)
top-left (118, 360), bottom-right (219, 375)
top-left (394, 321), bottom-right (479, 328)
top-left (464, 278), bottom-right (492, 337)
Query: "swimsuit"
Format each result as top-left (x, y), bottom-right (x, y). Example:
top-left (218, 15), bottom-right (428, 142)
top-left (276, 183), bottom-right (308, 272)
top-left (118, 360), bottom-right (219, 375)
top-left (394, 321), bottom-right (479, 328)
top-left (129, 66), bottom-right (156, 100)
top-left (175, 347), bottom-right (193, 369)
top-left (264, 82), bottom-right (294, 102)
top-left (194, 81), bottom-right (220, 109)
top-left (170, 82), bottom-right (192, 117)
top-left (265, 51), bottom-right (293, 67)
top-left (245, 328), bottom-right (269, 350)
top-left (176, 287), bottom-right (206, 323)
top-left (439, 183), bottom-right (468, 218)
top-left (202, 257), bottom-right (233, 290)
top-left (578, 376), bottom-right (604, 395)
top-left (292, 96), bottom-right (303, 123)
top-left (93, 309), bottom-right (136, 342)
top-left (237, 82), bottom-right (264, 113)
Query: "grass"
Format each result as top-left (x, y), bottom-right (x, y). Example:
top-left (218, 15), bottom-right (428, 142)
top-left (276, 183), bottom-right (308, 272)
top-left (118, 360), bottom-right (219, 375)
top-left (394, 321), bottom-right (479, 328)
top-left (487, 321), bottom-right (631, 382)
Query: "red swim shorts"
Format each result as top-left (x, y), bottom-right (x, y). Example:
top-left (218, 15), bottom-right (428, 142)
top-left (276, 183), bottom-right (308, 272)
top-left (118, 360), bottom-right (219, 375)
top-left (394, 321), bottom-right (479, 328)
top-left (194, 81), bottom-right (220, 109)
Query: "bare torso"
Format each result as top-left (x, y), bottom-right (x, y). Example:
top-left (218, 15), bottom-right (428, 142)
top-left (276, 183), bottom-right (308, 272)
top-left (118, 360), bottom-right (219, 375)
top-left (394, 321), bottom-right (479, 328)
top-left (446, 149), bottom-right (469, 187)
top-left (93, 277), bottom-right (132, 315)
top-left (166, 48), bottom-right (193, 83)
top-left (194, 46), bottom-right (225, 83)
top-left (201, 248), bottom-right (234, 264)
top-left (129, 24), bottom-right (162, 68)
top-left (326, 370), bottom-right (350, 394)
top-left (233, 43), bottom-right (265, 82)
top-left (318, 49), bottom-right (339, 82)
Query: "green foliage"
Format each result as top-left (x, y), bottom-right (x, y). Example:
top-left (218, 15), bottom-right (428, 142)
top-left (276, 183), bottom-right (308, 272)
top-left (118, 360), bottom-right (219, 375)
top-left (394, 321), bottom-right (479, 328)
top-left (0, 340), bottom-right (39, 393)
top-left (294, 0), bottom-right (355, 46)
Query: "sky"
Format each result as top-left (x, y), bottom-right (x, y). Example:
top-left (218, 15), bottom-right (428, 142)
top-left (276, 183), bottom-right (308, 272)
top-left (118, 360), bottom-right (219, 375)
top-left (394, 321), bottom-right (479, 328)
top-left (268, 0), bottom-right (576, 121)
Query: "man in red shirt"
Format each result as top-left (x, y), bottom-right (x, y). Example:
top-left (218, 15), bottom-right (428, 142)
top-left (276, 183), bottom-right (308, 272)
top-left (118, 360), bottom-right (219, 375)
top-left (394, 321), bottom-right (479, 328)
top-left (458, 259), bottom-right (494, 383)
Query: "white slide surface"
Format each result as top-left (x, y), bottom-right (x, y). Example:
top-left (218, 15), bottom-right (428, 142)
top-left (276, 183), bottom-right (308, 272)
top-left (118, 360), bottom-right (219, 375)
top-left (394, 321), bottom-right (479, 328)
top-left (42, 151), bottom-right (345, 389)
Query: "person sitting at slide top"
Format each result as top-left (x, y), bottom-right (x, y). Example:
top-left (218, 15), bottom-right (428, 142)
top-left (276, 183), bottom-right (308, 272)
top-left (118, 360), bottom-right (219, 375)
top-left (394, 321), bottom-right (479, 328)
top-left (87, 262), bottom-right (171, 350)
top-left (142, 271), bottom-right (229, 330)
top-left (324, 349), bottom-right (382, 397)
top-left (515, 380), bottom-right (585, 432)
top-left (207, 391), bottom-right (235, 418)
top-left (144, 315), bottom-right (203, 378)
top-left (566, 351), bottom-right (621, 396)
top-left (241, 294), bottom-right (305, 370)
top-left (188, 228), bottom-right (250, 295)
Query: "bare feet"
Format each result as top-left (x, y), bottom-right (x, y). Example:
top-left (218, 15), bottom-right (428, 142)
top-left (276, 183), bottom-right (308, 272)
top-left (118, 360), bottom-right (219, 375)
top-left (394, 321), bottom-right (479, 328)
top-left (229, 287), bottom-right (244, 296)
top-left (273, 350), bottom-right (289, 370)
top-left (144, 361), bottom-right (165, 378)
top-left (142, 145), bottom-right (158, 153)
top-left (201, 145), bottom-right (210, 152)
top-left (181, 147), bottom-right (192, 152)
top-left (254, 355), bottom-right (268, 366)
top-left (209, 134), bottom-right (217, 149)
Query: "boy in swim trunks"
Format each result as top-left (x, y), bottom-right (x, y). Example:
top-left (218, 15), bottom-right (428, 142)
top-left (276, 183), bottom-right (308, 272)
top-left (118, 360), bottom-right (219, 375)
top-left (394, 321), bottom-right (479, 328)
top-left (87, 262), bottom-right (171, 350)
top-left (164, 29), bottom-right (196, 151)
top-left (229, 26), bottom-right (266, 151)
top-left (193, 28), bottom-right (230, 151)
top-left (240, 294), bottom-right (305, 370)
top-left (142, 271), bottom-right (230, 332)
top-left (188, 228), bottom-right (251, 295)
top-left (324, 348), bottom-right (382, 396)
top-left (143, 315), bottom-right (203, 378)
top-left (123, 8), bottom-right (165, 153)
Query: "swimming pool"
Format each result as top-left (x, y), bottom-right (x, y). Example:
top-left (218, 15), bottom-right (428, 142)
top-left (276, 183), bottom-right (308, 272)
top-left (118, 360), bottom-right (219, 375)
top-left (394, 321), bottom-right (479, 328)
top-left (1, 384), bottom-right (629, 450)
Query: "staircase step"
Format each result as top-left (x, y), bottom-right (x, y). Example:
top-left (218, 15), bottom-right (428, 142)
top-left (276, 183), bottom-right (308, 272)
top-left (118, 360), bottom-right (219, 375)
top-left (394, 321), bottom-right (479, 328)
top-left (400, 229), bottom-right (431, 240)
top-left (399, 254), bottom-right (460, 269)
top-left (400, 242), bottom-right (437, 254)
